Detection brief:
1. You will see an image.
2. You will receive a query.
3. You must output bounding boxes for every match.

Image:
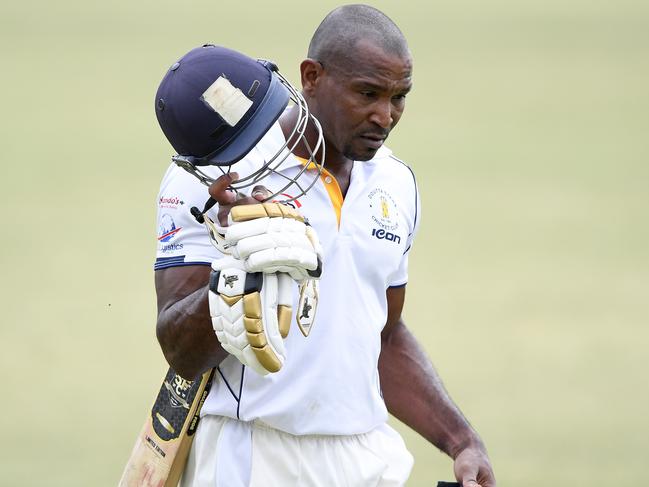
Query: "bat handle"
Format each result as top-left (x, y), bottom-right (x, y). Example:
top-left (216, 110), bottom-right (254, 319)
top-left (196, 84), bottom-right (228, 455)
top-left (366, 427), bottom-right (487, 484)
top-left (191, 197), bottom-right (218, 223)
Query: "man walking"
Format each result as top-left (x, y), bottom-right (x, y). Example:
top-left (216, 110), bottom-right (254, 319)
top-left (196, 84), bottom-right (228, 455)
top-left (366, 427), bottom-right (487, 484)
top-left (154, 5), bottom-right (496, 486)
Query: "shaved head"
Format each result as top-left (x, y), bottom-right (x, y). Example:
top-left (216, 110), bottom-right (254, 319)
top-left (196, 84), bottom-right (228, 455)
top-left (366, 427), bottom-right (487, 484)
top-left (307, 4), bottom-right (409, 70)
top-left (299, 4), bottom-right (413, 163)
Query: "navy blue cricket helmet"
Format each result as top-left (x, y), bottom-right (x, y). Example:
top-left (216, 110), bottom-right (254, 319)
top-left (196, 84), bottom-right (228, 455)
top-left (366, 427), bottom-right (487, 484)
top-left (154, 44), bottom-right (324, 202)
top-left (155, 44), bottom-right (289, 166)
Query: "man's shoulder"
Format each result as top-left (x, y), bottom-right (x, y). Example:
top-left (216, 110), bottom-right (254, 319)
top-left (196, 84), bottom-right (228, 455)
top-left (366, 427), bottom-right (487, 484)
top-left (372, 145), bottom-right (410, 165)
top-left (157, 163), bottom-right (212, 207)
top-left (367, 146), bottom-right (417, 185)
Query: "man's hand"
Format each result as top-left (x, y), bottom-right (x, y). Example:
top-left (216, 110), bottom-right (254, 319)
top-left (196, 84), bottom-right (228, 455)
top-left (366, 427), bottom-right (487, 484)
top-left (204, 173), bottom-right (323, 372)
top-left (453, 445), bottom-right (496, 487)
top-left (205, 174), bottom-right (322, 282)
top-left (224, 203), bottom-right (323, 281)
top-left (208, 172), bottom-right (269, 226)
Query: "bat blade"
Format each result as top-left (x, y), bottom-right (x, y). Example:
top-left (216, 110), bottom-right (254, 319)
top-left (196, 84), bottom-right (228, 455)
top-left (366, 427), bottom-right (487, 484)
top-left (118, 368), bottom-right (214, 487)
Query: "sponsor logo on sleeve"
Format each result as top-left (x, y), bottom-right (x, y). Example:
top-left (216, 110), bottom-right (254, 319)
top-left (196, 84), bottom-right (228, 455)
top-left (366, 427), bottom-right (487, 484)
top-left (158, 214), bottom-right (184, 252)
top-left (159, 196), bottom-right (185, 210)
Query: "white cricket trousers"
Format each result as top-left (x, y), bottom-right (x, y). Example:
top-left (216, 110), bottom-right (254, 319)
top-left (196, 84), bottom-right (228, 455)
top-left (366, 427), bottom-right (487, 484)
top-left (180, 415), bottom-right (414, 487)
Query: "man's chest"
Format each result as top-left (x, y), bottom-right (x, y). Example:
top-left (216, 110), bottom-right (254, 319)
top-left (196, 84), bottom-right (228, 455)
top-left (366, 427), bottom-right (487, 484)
top-left (264, 169), bottom-right (412, 278)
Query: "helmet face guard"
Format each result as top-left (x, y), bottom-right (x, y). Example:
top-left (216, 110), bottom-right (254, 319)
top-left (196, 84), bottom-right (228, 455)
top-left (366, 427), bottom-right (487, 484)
top-left (156, 45), bottom-right (324, 204)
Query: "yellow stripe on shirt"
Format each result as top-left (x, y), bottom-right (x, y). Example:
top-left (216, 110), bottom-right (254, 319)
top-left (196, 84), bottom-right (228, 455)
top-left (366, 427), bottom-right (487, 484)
top-left (296, 157), bottom-right (343, 228)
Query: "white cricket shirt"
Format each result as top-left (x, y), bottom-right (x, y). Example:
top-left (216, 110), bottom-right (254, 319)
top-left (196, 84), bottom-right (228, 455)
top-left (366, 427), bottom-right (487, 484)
top-left (155, 123), bottom-right (420, 436)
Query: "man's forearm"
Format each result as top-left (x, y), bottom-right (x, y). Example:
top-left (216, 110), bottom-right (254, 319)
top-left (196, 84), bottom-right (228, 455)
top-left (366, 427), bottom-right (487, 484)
top-left (156, 285), bottom-right (228, 379)
top-left (379, 319), bottom-right (484, 458)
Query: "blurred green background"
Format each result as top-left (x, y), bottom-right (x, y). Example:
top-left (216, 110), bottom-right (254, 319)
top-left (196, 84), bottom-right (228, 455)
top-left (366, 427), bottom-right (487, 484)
top-left (1, 0), bottom-right (648, 485)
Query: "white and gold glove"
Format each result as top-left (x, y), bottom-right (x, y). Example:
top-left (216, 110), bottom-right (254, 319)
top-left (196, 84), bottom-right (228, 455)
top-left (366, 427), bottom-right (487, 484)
top-left (209, 256), bottom-right (294, 375)
top-left (203, 202), bottom-right (322, 374)
top-left (204, 203), bottom-right (323, 281)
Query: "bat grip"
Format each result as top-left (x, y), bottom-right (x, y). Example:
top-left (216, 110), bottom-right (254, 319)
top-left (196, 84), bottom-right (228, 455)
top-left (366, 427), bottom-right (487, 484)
top-left (190, 197), bottom-right (218, 223)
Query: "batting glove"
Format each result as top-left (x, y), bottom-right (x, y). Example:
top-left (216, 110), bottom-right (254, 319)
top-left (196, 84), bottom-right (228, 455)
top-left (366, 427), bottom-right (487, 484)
top-left (204, 203), bottom-right (323, 282)
top-left (209, 256), bottom-right (293, 375)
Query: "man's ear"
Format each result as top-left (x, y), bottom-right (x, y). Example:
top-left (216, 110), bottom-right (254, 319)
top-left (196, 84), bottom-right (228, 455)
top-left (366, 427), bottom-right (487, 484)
top-left (300, 59), bottom-right (323, 96)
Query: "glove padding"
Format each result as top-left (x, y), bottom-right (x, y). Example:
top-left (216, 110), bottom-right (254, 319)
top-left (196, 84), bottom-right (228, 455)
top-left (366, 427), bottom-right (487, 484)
top-left (209, 256), bottom-right (293, 375)
top-left (204, 203), bottom-right (322, 281)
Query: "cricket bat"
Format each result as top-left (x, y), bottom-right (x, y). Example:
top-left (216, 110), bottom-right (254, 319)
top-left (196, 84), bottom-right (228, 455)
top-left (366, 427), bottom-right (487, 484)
top-left (118, 367), bottom-right (215, 487)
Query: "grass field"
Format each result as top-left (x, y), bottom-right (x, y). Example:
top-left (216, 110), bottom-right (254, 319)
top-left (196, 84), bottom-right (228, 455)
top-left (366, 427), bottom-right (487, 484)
top-left (1, 0), bottom-right (648, 485)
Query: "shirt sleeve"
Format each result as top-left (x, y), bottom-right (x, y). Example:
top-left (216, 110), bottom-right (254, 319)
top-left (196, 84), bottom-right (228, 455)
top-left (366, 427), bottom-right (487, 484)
top-left (154, 144), bottom-right (272, 270)
top-left (387, 166), bottom-right (421, 288)
top-left (154, 164), bottom-right (222, 270)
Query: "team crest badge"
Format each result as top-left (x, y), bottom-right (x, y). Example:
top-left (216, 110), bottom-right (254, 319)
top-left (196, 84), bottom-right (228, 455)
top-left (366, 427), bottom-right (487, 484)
top-left (368, 188), bottom-right (399, 231)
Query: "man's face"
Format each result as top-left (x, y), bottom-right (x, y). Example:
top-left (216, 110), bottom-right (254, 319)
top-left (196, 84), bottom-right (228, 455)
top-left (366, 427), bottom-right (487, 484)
top-left (309, 39), bottom-right (413, 161)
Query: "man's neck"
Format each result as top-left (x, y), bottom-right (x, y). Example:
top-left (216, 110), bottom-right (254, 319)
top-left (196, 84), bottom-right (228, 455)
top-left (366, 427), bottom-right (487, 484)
top-left (279, 106), bottom-right (323, 161)
top-left (279, 105), bottom-right (353, 196)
